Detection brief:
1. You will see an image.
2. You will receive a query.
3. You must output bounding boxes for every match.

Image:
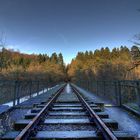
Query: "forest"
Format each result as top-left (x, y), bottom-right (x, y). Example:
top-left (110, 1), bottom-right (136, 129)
top-left (0, 45), bottom-right (140, 83)
top-left (68, 46), bottom-right (140, 84)
top-left (0, 48), bottom-right (66, 84)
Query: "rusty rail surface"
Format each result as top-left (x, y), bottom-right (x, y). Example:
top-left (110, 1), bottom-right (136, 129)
top-left (15, 85), bottom-right (66, 140)
top-left (72, 85), bottom-right (118, 140)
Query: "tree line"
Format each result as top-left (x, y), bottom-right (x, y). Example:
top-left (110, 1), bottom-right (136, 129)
top-left (0, 48), bottom-right (66, 84)
top-left (1, 45), bottom-right (140, 84)
top-left (67, 46), bottom-right (140, 85)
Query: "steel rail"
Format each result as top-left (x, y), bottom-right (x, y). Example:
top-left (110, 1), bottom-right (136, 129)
top-left (72, 85), bottom-right (118, 140)
top-left (15, 85), bottom-right (66, 140)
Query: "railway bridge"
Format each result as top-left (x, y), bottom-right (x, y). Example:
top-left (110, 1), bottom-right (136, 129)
top-left (0, 81), bottom-right (140, 140)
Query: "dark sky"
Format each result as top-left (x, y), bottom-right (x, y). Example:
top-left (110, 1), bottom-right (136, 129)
top-left (0, 0), bottom-right (140, 63)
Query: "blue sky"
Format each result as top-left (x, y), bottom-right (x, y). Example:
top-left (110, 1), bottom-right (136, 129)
top-left (0, 0), bottom-right (140, 63)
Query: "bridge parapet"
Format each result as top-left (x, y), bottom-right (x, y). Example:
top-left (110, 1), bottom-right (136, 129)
top-left (76, 80), bottom-right (140, 112)
top-left (0, 80), bottom-right (59, 106)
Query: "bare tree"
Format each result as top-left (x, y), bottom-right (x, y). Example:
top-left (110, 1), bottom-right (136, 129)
top-left (0, 32), bottom-right (6, 49)
top-left (132, 34), bottom-right (140, 46)
top-left (0, 32), bottom-right (7, 71)
top-left (130, 9), bottom-right (140, 46)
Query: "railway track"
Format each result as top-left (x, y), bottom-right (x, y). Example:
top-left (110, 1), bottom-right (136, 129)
top-left (2, 84), bottom-right (136, 140)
